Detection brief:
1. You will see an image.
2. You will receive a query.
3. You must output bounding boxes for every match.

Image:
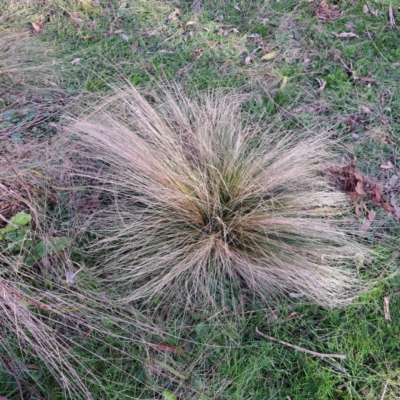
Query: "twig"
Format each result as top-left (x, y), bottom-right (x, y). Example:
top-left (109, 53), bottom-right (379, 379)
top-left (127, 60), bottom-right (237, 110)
top-left (380, 379), bottom-right (389, 400)
top-left (255, 328), bottom-right (350, 376)
top-left (320, 357), bottom-right (350, 376)
top-left (0, 353), bottom-right (25, 400)
top-left (255, 328), bottom-right (347, 359)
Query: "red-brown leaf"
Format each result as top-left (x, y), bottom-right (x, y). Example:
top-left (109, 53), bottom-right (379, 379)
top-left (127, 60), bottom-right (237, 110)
top-left (382, 203), bottom-right (395, 212)
top-left (150, 343), bottom-right (184, 354)
top-left (355, 181), bottom-right (366, 195)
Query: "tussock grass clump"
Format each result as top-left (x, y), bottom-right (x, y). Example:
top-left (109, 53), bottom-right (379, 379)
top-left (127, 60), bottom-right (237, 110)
top-left (68, 84), bottom-right (370, 308)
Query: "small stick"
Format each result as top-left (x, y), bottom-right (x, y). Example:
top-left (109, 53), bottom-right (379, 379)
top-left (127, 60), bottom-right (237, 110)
top-left (255, 327), bottom-right (347, 359)
top-left (389, 5), bottom-right (396, 28)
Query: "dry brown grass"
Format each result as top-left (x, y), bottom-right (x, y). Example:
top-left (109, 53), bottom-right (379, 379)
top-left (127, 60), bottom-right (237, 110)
top-left (64, 84), bottom-right (372, 308)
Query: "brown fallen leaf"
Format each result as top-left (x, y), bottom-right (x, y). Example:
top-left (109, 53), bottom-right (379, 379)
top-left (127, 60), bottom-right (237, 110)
top-left (381, 161), bottom-right (394, 169)
top-left (190, 47), bottom-right (204, 60)
top-left (245, 55), bottom-right (252, 65)
top-left (223, 27), bottom-right (239, 36)
top-left (354, 172), bottom-right (364, 182)
top-left (192, 0), bottom-right (201, 13)
top-left (390, 194), bottom-right (400, 219)
top-left (386, 174), bottom-right (398, 189)
top-left (374, 188), bottom-right (382, 204)
top-left (294, 104), bottom-right (324, 113)
top-left (70, 13), bottom-right (86, 24)
top-left (150, 343), bottom-right (184, 354)
top-left (368, 209), bottom-right (376, 221)
top-left (32, 22), bottom-right (43, 34)
top-left (355, 181), bottom-right (366, 195)
top-left (168, 8), bottom-right (180, 20)
top-left (326, 163), bottom-right (396, 215)
top-left (176, 64), bottom-right (193, 76)
top-left (70, 58), bottom-right (81, 65)
top-left (358, 105), bottom-right (372, 113)
top-left (359, 76), bottom-right (377, 83)
top-left (331, 32), bottom-right (359, 39)
top-left (365, 4), bottom-right (378, 16)
top-left (261, 51), bottom-right (278, 61)
top-left (186, 20), bottom-right (197, 28)
top-left (314, 0), bottom-right (342, 22)
top-left (382, 202), bottom-right (395, 213)
top-left (360, 218), bottom-right (372, 232)
top-left (383, 297), bottom-right (391, 321)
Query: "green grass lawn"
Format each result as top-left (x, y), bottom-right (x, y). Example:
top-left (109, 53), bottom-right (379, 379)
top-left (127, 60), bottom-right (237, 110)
top-left (1, 0), bottom-right (399, 399)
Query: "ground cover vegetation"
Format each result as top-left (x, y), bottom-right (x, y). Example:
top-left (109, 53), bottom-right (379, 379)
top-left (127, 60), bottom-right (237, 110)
top-left (0, 0), bottom-right (399, 399)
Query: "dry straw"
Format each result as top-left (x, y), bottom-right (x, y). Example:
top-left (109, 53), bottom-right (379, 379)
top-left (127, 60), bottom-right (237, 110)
top-left (67, 84), bottom-right (370, 308)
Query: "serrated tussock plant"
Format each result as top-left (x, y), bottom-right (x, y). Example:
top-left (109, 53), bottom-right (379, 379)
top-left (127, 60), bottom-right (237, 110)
top-left (68, 84), bottom-right (370, 308)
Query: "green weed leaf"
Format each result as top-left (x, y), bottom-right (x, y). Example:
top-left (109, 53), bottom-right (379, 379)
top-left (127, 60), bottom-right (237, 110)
top-left (10, 211), bottom-right (31, 227)
top-left (162, 390), bottom-right (177, 400)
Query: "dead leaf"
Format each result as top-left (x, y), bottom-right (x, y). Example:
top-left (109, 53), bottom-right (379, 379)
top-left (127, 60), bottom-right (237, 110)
top-left (384, 297), bottom-right (391, 321)
top-left (316, 78), bottom-right (327, 92)
top-left (168, 8), bottom-right (180, 20)
top-left (368, 209), bottom-right (376, 221)
top-left (261, 51), bottom-right (278, 60)
top-left (314, 1), bottom-right (343, 22)
top-left (355, 203), bottom-right (361, 217)
top-left (245, 55), bottom-right (252, 65)
top-left (364, 4), bottom-right (378, 16)
top-left (390, 194), bottom-right (400, 218)
top-left (223, 27), bottom-right (239, 36)
top-left (280, 76), bottom-right (288, 90)
top-left (32, 22), bottom-right (43, 34)
top-left (294, 104), bottom-right (324, 113)
top-left (389, 5), bottom-right (396, 28)
top-left (192, 0), bottom-right (201, 13)
top-left (70, 58), bottom-right (81, 65)
top-left (359, 77), bottom-right (377, 83)
top-left (234, 5), bottom-right (241, 11)
top-left (186, 20), bottom-right (196, 27)
top-left (381, 161), bottom-right (394, 169)
top-left (360, 218), bottom-right (372, 232)
top-left (70, 13), bottom-right (86, 24)
top-left (359, 105), bottom-right (372, 113)
top-left (331, 32), bottom-right (359, 39)
top-left (354, 172), bottom-right (364, 182)
top-left (387, 174), bottom-right (398, 189)
top-left (90, 20), bottom-right (96, 30)
top-left (374, 188), bottom-right (382, 204)
top-left (355, 181), bottom-right (366, 195)
top-left (176, 64), bottom-right (193, 76)
top-left (159, 49), bottom-right (175, 54)
top-left (190, 48), bottom-right (204, 60)
top-left (151, 359), bottom-right (187, 380)
top-left (150, 343), bottom-right (184, 354)
top-left (382, 202), bottom-right (395, 213)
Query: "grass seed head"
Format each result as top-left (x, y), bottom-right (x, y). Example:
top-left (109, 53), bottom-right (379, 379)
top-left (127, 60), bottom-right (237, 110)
top-left (68, 84), bottom-right (371, 308)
